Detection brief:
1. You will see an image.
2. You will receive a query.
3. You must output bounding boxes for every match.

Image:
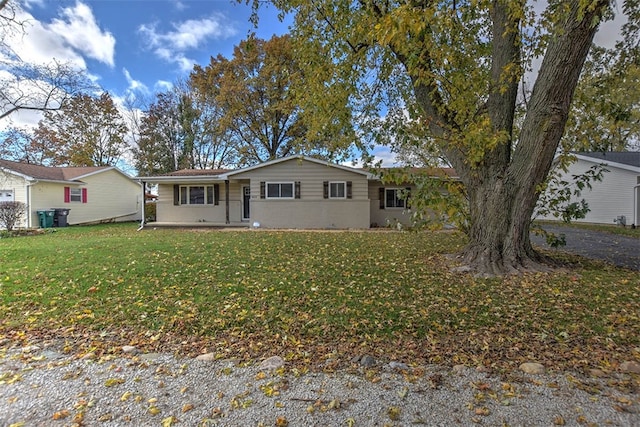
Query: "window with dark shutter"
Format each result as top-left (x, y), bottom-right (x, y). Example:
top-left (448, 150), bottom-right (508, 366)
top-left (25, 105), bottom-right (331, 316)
top-left (295, 181), bottom-right (301, 199)
top-left (214, 184), bottom-right (220, 205)
top-left (346, 181), bottom-right (352, 199)
top-left (379, 187), bottom-right (385, 209)
top-left (173, 185), bottom-right (179, 205)
top-left (323, 181), bottom-right (329, 199)
top-left (260, 182), bottom-right (265, 199)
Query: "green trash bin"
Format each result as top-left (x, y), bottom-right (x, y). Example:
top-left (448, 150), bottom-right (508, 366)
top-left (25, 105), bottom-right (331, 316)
top-left (37, 209), bottom-right (55, 228)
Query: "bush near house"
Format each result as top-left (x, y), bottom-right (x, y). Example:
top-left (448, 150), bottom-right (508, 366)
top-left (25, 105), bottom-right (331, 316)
top-left (0, 201), bottom-right (26, 231)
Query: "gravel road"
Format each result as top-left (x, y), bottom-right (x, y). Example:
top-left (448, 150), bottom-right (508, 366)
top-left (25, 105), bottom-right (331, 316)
top-left (1, 340), bottom-right (638, 426)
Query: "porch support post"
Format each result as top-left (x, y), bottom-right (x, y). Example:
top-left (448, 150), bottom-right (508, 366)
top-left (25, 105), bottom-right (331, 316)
top-left (225, 180), bottom-right (230, 224)
top-left (138, 181), bottom-right (146, 230)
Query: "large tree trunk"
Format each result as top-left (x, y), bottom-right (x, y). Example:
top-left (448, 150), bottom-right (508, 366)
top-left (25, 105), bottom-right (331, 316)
top-left (412, 1), bottom-right (610, 276)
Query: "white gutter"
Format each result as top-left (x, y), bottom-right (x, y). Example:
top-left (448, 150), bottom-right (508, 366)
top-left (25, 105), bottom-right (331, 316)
top-left (634, 183), bottom-right (640, 227)
top-left (25, 179), bottom-right (39, 229)
top-left (137, 181), bottom-right (146, 231)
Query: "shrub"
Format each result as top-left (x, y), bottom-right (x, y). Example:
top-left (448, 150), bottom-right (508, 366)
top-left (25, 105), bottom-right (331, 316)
top-left (0, 201), bottom-right (27, 231)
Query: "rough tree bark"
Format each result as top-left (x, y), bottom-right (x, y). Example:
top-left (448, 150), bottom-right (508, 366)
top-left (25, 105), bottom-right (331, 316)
top-left (411, 1), bottom-right (609, 275)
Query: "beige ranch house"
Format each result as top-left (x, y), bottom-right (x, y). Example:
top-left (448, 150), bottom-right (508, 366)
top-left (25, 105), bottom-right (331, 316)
top-left (138, 156), bottom-right (454, 229)
top-left (0, 159), bottom-right (142, 228)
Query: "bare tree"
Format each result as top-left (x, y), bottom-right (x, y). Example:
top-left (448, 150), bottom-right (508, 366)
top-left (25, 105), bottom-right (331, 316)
top-left (0, 1), bottom-right (94, 121)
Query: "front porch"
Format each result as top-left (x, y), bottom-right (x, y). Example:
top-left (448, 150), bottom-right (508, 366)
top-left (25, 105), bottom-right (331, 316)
top-left (143, 221), bottom-right (250, 229)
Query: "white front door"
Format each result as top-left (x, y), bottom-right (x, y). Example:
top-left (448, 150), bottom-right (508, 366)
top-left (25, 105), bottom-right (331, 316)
top-left (0, 190), bottom-right (13, 202)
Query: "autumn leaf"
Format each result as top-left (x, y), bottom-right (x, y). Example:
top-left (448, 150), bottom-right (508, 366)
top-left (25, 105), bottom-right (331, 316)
top-left (52, 409), bottom-right (70, 420)
top-left (104, 378), bottom-right (125, 387)
top-left (161, 416), bottom-right (178, 426)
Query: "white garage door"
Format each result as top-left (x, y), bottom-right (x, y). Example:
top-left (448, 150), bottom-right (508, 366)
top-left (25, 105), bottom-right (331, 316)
top-left (0, 190), bottom-right (14, 202)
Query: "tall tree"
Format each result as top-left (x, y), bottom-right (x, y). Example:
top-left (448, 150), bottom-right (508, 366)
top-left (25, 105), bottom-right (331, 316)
top-left (133, 91), bottom-right (184, 175)
top-left (32, 92), bottom-right (128, 167)
top-left (249, 0), bottom-right (629, 275)
top-left (190, 34), bottom-right (350, 166)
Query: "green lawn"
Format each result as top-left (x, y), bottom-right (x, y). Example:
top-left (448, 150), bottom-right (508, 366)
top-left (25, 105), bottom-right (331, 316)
top-left (1, 223), bottom-right (638, 373)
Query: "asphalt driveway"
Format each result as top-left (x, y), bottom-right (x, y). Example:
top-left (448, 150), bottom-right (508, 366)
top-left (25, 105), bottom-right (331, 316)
top-left (531, 224), bottom-right (639, 271)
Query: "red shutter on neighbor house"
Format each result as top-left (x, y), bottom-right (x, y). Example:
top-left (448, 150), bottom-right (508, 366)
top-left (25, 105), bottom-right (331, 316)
top-left (82, 188), bottom-right (88, 203)
top-left (64, 187), bottom-right (70, 203)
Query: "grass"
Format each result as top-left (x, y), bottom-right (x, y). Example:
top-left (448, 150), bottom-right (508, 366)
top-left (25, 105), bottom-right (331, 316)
top-left (0, 223), bottom-right (638, 373)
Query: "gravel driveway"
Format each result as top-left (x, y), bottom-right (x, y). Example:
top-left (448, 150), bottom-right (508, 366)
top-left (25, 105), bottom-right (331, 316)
top-left (531, 224), bottom-right (639, 271)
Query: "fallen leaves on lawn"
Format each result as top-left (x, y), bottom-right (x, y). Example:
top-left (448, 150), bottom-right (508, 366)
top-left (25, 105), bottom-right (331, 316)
top-left (0, 229), bottom-right (638, 375)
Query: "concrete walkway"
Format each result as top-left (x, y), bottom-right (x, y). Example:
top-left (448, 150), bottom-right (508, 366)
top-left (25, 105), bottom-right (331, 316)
top-left (531, 224), bottom-right (639, 271)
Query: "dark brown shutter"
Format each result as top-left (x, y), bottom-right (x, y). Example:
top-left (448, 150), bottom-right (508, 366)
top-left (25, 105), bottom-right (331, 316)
top-left (173, 184), bottom-right (179, 205)
top-left (405, 187), bottom-right (411, 208)
top-left (346, 181), bottom-right (352, 199)
top-left (323, 181), bottom-right (329, 199)
top-left (260, 181), bottom-right (265, 199)
top-left (214, 184), bottom-right (220, 205)
top-left (379, 187), bottom-right (385, 209)
top-left (295, 181), bottom-right (301, 199)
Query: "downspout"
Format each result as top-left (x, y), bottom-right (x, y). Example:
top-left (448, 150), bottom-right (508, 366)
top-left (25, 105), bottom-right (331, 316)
top-left (26, 179), bottom-right (38, 228)
top-left (225, 180), bottom-right (230, 224)
top-left (634, 183), bottom-right (640, 227)
top-left (137, 181), bottom-right (146, 231)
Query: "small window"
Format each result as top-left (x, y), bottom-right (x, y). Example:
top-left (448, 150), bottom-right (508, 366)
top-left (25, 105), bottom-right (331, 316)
top-left (385, 188), bottom-right (406, 209)
top-left (179, 185), bottom-right (215, 205)
top-left (266, 182), bottom-right (294, 199)
top-left (70, 188), bottom-right (83, 203)
top-left (329, 182), bottom-right (346, 199)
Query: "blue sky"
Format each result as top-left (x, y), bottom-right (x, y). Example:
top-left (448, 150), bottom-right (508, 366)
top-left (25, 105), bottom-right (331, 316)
top-left (4, 0), bottom-right (292, 125)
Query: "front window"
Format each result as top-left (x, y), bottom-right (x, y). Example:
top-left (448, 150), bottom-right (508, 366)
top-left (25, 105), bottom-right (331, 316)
top-left (385, 188), bottom-right (406, 208)
top-left (180, 186), bottom-right (214, 205)
top-left (266, 182), bottom-right (294, 199)
top-left (70, 188), bottom-right (82, 202)
top-left (329, 182), bottom-right (346, 199)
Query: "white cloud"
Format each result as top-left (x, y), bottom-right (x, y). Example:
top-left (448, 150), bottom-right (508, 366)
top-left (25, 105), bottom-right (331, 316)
top-left (123, 68), bottom-right (149, 95)
top-left (154, 80), bottom-right (173, 92)
top-left (47, 1), bottom-right (116, 67)
top-left (138, 15), bottom-right (237, 70)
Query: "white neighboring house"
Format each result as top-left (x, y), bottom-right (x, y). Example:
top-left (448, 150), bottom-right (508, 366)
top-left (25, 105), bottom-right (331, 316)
top-left (0, 159), bottom-right (142, 229)
top-left (542, 152), bottom-right (640, 226)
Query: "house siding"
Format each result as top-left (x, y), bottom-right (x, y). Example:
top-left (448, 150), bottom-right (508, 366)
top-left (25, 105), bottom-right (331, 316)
top-left (156, 181), bottom-right (244, 224)
top-left (539, 159), bottom-right (639, 225)
top-left (28, 171), bottom-right (141, 225)
top-left (368, 182), bottom-right (415, 228)
top-left (231, 158), bottom-right (370, 228)
top-left (67, 170), bottom-right (141, 225)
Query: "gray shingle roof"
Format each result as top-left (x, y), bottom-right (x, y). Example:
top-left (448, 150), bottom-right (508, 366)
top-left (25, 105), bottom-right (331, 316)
top-left (576, 152), bottom-right (640, 168)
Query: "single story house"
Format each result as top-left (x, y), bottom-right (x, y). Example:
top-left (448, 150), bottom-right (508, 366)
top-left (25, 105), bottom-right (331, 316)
top-left (137, 155), bottom-right (458, 229)
top-left (0, 159), bottom-right (142, 228)
top-left (539, 151), bottom-right (640, 226)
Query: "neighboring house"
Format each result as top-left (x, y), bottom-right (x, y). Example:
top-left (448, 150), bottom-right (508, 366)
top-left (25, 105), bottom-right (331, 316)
top-left (540, 152), bottom-right (640, 226)
top-left (0, 159), bottom-right (142, 228)
top-left (138, 155), bottom-right (458, 229)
